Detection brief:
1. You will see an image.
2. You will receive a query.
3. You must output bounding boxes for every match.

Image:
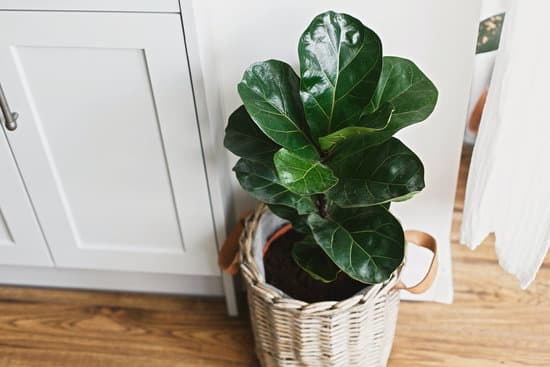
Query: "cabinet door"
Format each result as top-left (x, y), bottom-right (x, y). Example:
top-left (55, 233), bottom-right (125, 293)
top-left (0, 12), bottom-right (219, 276)
top-left (0, 129), bottom-right (52, 266)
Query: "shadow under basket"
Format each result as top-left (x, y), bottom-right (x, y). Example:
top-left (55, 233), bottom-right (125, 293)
top-left (238, 205), bottom-right (438, 367)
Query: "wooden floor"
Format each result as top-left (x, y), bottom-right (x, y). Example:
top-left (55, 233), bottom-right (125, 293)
top-left (1, 145), bottom-right (549, 367)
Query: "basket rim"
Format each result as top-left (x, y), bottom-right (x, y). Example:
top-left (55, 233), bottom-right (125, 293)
top-left (239, 204), bottom-right (401, 314)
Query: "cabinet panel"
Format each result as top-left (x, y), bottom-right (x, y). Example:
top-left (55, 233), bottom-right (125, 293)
top-left (0, 12), bottom-right (219, 276)
top-left (16, 47), bottom-right (185, 252)
top-left (0, 129), bottom-right (52, 266)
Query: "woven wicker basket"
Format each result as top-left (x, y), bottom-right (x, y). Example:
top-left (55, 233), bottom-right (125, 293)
top-left (239, 205), bottom-right (404, 367)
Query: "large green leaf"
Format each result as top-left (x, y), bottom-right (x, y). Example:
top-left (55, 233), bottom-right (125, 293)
top-left (330, 57), bottom-right (437, 167)
top-left (307, 206), bottom-right (404, 283)
top-left (274, 148), bottom-right (338, 195)
top-left (366, 56), bottom-right (438, 127)
top-left (224, 105), bottom-right (279, 161)
top-left (299, 11), bottom-right (382, 138)
top-left (318, 102), bottom-right (393, 150)
top-left (328, 138), bottom-right (424, 207)
top-left (267, 204), bottom-right (310, 233)
top-left (291, 236), bottom-right (341, 282)
top-left (238, 60), bottom-right (318, 159)
top-left (233, 157), bottom-right (316, 215)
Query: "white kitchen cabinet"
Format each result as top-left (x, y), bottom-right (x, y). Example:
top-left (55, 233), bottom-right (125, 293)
top-left (0, 11), bottom-right (219, 276)
top-left (0, 129), bottom-right (52, 266)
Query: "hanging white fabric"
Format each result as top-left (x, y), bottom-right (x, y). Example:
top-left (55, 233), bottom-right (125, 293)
top-left (461, 0), bottom-right (550, 288)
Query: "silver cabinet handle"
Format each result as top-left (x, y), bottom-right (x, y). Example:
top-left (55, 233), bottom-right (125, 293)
top-left (0, 83), bottom-right (18, 131)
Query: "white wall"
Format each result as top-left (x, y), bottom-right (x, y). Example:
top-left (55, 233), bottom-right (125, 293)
top-left (191, 0), bottom-right (481, 303)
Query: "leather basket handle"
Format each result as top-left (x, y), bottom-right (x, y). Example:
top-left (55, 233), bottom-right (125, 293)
top-left (393, 230), bottom-right (439, 294)
top-left (218, 210), bottom-right (252, 275)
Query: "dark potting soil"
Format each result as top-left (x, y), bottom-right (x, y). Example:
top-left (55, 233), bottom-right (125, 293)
top-left (263, 228), bottom-right (367, 303)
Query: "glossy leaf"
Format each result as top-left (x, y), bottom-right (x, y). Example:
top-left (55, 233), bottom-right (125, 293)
top-left (274, 148), bottom-right (338, 195)
top-left (330, 57), bottom-right (437, 169)
top-left (299, 11), bottom-right (382, 138)
top-left (238, 60), bottom-right (318, 159)
top-left (366, 56), bottom-right (438, 128)
top-left (233, 157), bottom-right (316, 215)
top-left (307, 206), bottom-right (405, 284)
top-left (318, 102), bottom-right (393, 150)
top-left (292, 236), bottom-right (341, 282)
top-left (268, 204), bottom-right (310, 233)
top-left (328, 138), bottom-right (424, 207)
top-left (224, 105), bottom-right (279, 161)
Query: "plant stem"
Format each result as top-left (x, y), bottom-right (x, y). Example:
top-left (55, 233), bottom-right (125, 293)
top-left (321, 149), bottom-right (334, 164)
top-left (316, 194), bottom-right (328, 218)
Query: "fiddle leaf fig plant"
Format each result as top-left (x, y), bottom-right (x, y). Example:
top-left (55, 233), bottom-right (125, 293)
top-left (224, 11), bottom-right (438, 285)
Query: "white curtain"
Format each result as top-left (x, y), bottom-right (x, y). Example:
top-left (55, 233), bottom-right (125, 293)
top-left (461, 0), bottom-right (550, 288)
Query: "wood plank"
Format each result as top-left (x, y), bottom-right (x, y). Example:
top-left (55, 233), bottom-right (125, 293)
top-left (0, 291), bottom-right (256, 366)
top-left (0, 144), bottom-right (549, 366)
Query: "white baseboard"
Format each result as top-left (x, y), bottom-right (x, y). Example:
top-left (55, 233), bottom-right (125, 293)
top-left (0, 265), bottom-right (224, 296)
